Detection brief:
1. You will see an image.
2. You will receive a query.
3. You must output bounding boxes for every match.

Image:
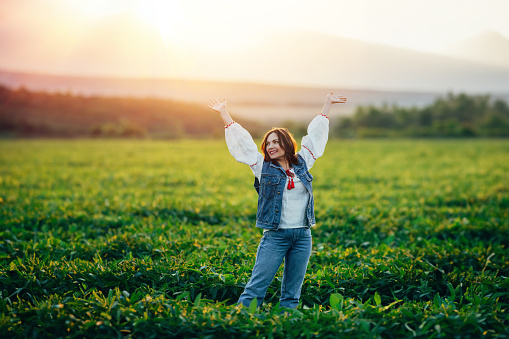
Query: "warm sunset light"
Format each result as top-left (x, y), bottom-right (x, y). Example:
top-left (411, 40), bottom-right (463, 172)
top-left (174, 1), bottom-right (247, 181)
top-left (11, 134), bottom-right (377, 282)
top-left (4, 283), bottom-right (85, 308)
top-left (135, 0), bottom-right (187, 49)
top-left (1, 0), bottom-right (509, 91)
top-left (1, 4), bottom-right (508, 335)
top-left (62, 0), bottom-right (191, 50)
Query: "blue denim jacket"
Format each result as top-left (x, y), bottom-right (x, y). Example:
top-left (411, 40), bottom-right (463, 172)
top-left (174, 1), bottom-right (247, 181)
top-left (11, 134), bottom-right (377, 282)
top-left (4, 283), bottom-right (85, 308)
top-left (253, 154), bottom-right (315, 230)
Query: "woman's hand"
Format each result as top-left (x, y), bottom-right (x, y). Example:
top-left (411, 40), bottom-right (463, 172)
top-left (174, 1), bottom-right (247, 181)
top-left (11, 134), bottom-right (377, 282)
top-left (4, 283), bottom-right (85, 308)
top-left (208, 98), bottom-right (233, 125)
top-left (320, 92), bottom-right (346, 117)
top-left (208, 98), bottom-right (227, 113)
top-left (326, 92), bottom-right (347, 104)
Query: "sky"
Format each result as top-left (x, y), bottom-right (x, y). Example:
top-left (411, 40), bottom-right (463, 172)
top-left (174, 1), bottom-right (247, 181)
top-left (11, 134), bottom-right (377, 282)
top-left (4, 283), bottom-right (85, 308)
top-left (1, 0), bottom-right (509, 90)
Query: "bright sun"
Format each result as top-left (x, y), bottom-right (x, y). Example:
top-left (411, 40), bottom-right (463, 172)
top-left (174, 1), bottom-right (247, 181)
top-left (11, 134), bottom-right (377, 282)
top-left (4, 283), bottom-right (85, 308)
top-left (134, 0), bottom-right (186, 48)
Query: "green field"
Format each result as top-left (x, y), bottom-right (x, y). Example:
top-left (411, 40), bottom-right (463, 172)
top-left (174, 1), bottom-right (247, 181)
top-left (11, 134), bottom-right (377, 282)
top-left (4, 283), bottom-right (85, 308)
top-left (1, 139), bottom-right (508, 338)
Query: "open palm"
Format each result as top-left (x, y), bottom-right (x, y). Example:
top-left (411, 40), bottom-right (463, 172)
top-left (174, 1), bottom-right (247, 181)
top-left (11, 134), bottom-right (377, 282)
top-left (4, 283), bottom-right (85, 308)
top-left (327, 93), bottom-right (347, 104)
top-left (208, 99), bottom-right (227, 113)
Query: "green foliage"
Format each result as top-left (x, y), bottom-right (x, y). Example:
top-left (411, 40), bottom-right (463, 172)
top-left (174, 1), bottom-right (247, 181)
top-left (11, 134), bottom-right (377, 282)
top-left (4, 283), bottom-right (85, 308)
top-left (0, 139), bottom-right (508, 337)
top-left (333, 93), bottom-right (509, 138)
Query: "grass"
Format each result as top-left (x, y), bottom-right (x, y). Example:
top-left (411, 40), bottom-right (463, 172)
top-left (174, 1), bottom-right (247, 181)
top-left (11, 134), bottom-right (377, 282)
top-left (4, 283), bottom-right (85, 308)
top-left (0, 138), bottom-right (508, 338)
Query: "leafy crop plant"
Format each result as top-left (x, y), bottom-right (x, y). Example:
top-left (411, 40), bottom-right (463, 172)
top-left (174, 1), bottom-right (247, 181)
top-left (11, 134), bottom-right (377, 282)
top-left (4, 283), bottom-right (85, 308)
top-left (0, 139), bottom-right (508, 337)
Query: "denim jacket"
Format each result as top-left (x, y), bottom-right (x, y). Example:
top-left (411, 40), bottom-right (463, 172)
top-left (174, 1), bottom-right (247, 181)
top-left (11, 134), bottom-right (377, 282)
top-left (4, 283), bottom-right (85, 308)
top-left (253, 154), bottom-right (315, 230)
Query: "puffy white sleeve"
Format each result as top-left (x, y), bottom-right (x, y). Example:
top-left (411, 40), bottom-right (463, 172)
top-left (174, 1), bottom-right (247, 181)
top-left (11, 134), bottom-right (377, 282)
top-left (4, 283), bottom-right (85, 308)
top-left (225, 122), bottom-right (264, 179)
top-left (297, 115), bottom-right (329, 170)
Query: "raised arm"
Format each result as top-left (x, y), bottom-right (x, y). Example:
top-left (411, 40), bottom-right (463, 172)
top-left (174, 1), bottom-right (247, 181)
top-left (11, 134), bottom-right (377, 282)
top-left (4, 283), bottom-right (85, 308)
top-left (208, 98), bottom-right (233, 126)
top-left (320, 92), bottom-right (347, 118)
top-left (299, 92), bottom-right (347, 169)
top-left (208, 98), bottom-right (264, 178)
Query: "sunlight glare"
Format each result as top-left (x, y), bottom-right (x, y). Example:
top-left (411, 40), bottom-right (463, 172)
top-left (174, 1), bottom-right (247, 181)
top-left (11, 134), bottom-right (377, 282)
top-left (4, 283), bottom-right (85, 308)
top-left (135, 0), bottom-right (188, 50)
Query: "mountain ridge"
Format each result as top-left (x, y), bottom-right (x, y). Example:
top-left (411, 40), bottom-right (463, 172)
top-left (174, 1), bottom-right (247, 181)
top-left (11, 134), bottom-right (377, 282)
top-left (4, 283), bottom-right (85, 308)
top-left (438, 30), bottom-right (509, 69)
top-left (2, 19), bottom-right (509, 93)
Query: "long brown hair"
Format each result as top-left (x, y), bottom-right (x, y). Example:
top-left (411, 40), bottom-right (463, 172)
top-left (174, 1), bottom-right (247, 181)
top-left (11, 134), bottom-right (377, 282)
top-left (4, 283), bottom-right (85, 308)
top-left (260, 128), bottom-right (299, 166)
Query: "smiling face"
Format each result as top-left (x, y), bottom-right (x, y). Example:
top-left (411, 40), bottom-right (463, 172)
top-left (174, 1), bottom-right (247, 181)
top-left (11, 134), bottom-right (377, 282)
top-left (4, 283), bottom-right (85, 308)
top-left (265, 132), bottom-right (286, 162)
top-left (261, 127), bottom-right (299, 167)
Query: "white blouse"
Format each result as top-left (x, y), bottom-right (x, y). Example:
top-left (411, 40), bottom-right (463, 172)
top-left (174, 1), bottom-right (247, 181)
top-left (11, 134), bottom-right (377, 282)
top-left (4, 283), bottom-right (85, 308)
top-left (225, 114), bottom-right (330, 228)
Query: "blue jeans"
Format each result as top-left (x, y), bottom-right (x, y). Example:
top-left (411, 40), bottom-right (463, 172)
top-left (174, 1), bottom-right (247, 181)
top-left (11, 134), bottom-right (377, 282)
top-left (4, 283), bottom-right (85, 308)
top-left (237, 228), bottom-right (312, 309)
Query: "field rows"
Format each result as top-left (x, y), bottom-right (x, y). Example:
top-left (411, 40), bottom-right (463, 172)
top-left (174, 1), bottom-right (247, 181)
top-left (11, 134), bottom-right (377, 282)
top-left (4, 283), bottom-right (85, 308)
top-left (1, 139), bottom-right (508, 337)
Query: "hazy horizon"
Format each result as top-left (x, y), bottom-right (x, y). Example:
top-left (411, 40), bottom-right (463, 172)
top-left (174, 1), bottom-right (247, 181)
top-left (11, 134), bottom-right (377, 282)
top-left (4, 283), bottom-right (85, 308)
top-left (1, 0), bottom-right (509, 93)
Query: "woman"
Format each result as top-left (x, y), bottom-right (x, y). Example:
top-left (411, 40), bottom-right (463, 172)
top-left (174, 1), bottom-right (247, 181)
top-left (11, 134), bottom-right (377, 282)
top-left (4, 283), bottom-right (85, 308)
top-left (208, 93), bottom-right (347, 309)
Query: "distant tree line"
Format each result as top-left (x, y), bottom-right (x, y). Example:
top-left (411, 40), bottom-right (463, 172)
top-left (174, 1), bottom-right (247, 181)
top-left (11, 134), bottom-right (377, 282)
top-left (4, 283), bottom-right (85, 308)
top-left (0, 85), bottom-right (267, 138)
top-left (333, 93), bottom-right (509, 138)
top-left (1, 85), bottom-right (508, 138)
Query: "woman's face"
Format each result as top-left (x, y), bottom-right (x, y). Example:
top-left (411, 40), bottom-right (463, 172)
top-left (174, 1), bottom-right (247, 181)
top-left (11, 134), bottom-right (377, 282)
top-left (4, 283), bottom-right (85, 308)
top-left (265, 132), bottom-right (285, 161)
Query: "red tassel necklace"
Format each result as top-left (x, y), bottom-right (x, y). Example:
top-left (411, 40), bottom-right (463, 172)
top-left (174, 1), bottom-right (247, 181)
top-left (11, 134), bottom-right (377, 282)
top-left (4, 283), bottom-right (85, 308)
top-left (285, 169), bottom-right (295, 190)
